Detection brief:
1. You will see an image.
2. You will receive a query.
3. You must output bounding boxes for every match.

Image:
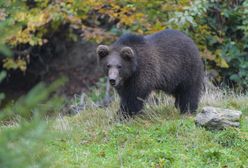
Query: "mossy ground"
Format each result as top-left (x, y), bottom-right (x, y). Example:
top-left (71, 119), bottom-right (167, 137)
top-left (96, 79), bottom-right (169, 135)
top-left (46, 88), bottom-right (248, 168)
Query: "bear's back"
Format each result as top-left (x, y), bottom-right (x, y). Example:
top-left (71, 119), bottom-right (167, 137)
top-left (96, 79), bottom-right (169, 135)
top-left (145, 29), bottom-right (203, 90)
top-left (114, 33), bottom-right (146, 46)
top-left (145, 29), bottom-right (201, 63)
top-left (145, 29), bottom-right (195, 50)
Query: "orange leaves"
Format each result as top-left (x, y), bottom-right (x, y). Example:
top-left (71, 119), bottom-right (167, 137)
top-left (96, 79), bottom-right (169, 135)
top-left (145, 21), bottom-right (166, 34)
top-left (8, 7), bottom-right (55, 46)
top-left (201, 49), bottom-right (229, 68)
top-left (120, 12), bottom-right (145, 26)
top-left (97, 2), bottom-right (145, 29)
top-left (3, 0), bottom-right (190, 50)
top-left (82, 26), bottom-right (116, 43)
top-left (2, 1), bottom-right (196, 69)
top-left (27, 12), bottom-right (51, 31)
top-left (192, 24), bottom-right (229, 68)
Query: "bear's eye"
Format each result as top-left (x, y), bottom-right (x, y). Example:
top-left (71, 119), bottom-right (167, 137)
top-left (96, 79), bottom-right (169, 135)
top-left (107, 64), bottom-right (111, 69)
top-left (117, 65), bottom-right (122, 69)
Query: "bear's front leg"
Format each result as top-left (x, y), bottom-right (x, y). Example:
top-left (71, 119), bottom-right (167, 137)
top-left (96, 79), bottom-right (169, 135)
top-left (118, 89), bottom-right (151, 118)
top-left (119, 96), bottom-right (144, 117)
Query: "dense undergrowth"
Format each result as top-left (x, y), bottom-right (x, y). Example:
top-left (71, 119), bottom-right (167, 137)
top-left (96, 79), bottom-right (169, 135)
top-left (2, 87), bottom-right (247, 168)
top-left (1, 0), bottom-right (248, 89)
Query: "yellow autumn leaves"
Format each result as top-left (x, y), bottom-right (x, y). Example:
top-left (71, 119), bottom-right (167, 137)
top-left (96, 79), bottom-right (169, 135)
top-left (1, 0), bottom-right (231, 73)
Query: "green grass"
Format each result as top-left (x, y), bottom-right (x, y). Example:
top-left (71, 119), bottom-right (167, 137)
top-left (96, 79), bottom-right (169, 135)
top-left (1, 88), bottom-right (248, 168)
top-left (45, 88), bottom-right (248, 168)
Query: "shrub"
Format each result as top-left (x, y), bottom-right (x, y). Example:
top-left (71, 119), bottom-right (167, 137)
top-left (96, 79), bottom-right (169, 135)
top-left (0, 0), bottom-right (247, 89)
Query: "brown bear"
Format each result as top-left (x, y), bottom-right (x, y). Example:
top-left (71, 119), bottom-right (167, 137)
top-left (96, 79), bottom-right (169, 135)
top-left (96, 29), bottom-right (204, 117)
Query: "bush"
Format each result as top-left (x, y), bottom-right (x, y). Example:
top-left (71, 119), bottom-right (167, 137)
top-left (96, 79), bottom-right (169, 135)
top-left (0, 0), bottom-right (247, 89)
top-left (0, 75), bottom-right (65, 167)
top-left (167, 0), bottom-right (248, 89)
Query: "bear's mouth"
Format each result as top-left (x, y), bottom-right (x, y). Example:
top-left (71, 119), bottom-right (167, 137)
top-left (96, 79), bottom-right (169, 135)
top-left (109, 77), bottom-right (122, 87)
top-left (109, 79), bottom-right (115, 86)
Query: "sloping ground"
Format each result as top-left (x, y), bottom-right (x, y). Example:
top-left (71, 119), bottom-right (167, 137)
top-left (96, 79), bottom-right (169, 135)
top-left (47, 88), bottom-right (248, 167)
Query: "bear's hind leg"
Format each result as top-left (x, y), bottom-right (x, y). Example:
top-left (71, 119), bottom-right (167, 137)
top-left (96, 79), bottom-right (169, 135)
top-left (174, 94), bottom-right (180, 109)
top-left (176, 86), bottom-right (201, 113)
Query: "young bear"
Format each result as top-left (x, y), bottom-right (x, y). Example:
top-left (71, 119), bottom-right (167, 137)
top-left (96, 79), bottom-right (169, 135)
top-left (97, 29), bottom-right (204, 117)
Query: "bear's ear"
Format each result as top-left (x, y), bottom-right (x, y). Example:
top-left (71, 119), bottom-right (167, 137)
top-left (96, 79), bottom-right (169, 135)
top-left (96, 45), bottom-right (109, 60)
top-left (120, 47), bottom-right (135, 61)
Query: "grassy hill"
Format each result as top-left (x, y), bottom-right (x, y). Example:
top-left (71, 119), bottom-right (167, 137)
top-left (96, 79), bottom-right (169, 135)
top-left (1, 87), bottom-right (247, 168)
top-left (47, 88), bottom-right (248, 168)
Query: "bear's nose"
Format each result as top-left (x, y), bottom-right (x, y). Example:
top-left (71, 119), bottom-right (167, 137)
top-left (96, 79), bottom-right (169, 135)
top-left (109, 79), bottom-right (116, 86)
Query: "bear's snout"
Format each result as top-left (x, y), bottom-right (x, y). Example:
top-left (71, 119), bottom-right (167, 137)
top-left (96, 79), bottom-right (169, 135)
top-left (108, 68), bottom-right (120, 86)
top-left (108, 67), bottom-right (121, 87)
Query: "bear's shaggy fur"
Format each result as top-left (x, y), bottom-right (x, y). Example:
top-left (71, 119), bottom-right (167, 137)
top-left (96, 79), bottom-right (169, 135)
top-left (97, 29), bottom-right (204, 117)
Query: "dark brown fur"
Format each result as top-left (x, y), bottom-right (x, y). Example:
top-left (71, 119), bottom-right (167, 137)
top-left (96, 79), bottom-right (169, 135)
top-left (97, 29), bottom-right (204, 117)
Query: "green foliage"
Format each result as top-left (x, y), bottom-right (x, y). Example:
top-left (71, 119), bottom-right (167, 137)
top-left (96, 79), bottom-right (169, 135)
top-left (0, 71), bottom-right (7, 104)
top-left (0, 0), bottom-right (247, 88)
top-left (0, 77), bottom-right (66, 167)
top-left (0, 119), bottom-right (51, 168)
top-left (0, 49), bottom-right (65, 167)
top-left (1, 0), bottom-right (247, 88)
top-left (0, 78), bottom-right (66, 121)
top-left (170, 0), bottom-right (248, 88)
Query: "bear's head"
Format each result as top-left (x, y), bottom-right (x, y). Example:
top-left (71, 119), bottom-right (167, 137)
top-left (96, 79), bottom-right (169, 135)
top-left (96, 45), bottom-right (137, 87)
